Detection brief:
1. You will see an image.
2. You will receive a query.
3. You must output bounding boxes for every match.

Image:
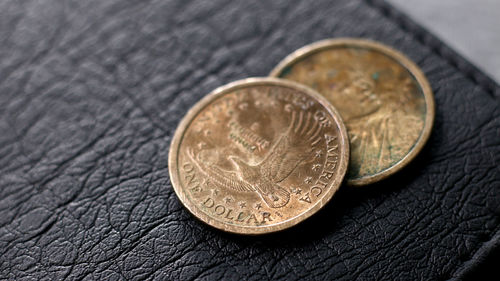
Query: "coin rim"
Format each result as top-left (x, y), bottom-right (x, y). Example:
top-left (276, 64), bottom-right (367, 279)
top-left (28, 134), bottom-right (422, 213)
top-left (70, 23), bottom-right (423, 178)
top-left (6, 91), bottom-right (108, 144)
top-left (270, 38), bottom-right (435, 186)
top-left (168, 77), bottom-right (349, 234)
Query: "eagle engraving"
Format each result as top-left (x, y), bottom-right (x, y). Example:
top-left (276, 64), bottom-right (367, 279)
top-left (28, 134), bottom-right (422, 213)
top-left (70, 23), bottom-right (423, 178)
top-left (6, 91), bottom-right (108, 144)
top-left (187, 110), bottom-right (322, 208)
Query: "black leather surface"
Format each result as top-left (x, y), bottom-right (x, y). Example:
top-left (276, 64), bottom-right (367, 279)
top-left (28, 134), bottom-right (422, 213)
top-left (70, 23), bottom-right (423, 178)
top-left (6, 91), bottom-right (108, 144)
top-left (1, 0), bottom-right (499, 280)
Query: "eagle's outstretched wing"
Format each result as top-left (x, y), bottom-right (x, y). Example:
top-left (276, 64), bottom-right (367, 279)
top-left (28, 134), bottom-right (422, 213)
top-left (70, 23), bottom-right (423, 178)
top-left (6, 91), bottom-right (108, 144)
top-left (260, 110), bottom-right (322, 183)
top-left (186, 148), bottom-right (253, 192)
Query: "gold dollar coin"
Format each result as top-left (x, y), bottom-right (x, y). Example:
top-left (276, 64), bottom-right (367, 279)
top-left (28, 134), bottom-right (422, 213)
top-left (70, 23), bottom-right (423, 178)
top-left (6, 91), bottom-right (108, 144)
top-left (169, 78), bottom-right (349, 234)
top-left (271, 38), bottom-right (435, 186)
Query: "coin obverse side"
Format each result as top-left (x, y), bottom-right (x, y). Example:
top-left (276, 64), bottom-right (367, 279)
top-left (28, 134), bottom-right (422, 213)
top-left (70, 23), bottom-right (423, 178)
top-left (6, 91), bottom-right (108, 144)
top-left (271, 38), bottom-right (435, 186)
top-left (169, 78), bottom-right (349, 234)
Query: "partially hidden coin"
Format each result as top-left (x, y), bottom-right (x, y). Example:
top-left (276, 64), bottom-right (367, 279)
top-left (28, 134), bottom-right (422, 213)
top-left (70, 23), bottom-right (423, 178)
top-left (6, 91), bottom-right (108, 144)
top-left (169, 78), bottom-right (349, 234)
top-left (271, 38), bottom-right (435, 186)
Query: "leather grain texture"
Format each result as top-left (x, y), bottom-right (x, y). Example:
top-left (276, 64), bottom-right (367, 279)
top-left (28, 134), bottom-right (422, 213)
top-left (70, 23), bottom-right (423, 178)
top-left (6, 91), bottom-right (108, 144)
top-left (0, 0), bottom-right (499, 280)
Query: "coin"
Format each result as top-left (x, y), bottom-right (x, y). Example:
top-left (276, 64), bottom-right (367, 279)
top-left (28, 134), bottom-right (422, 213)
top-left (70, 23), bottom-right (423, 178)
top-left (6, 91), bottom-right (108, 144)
top-left (169, 78), bottom-right (349, 234)
top-left (271, 38), bottom-right (435, 186)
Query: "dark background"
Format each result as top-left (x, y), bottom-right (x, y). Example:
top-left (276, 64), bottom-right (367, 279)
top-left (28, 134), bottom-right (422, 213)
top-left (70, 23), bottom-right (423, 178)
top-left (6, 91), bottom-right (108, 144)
top-left (0, 0), bottom-right (499, 280)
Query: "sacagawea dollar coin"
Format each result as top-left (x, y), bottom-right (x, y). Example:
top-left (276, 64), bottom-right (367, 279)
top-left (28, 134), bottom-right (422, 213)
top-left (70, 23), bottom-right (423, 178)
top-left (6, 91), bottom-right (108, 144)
top-left (271, 38), bottom-right (435, 186)
top-left (168, 78), bottom-right (349, 234)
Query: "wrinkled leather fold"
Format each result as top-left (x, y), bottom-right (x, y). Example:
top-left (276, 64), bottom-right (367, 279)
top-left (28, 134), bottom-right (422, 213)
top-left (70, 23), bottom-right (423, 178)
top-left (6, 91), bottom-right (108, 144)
top-left (0, 0), bottom-right (499, 280)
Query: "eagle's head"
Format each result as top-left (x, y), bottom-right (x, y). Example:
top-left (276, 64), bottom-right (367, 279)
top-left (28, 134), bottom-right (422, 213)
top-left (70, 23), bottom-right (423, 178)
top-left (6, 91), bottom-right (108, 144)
top-left (228, 156), bottom-right (256, 180)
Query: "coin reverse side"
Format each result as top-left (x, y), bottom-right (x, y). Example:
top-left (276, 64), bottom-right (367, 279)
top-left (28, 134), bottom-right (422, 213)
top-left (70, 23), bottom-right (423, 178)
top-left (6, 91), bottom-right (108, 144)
top-left (168, 78), bottom-right (349, 234)
top-left (271, 39), bottom-right (435, 186)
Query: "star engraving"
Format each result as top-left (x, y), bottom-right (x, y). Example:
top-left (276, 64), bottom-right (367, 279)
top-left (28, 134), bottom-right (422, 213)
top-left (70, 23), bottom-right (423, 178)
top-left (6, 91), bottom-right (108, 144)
top-left (254, 202), bottom-right (262, 210)
top-left (238, 103), bottom-right (248, 110)
top-left (238, 201), bottom-right (246, 208)
top-left (224, 196), bottom-right (233, 203)
top-left (211, 188), bottom-right (219, 196)
top-left (312, 164), bottom-right (322, 172)
top-left (315, 150), bottom-right (322, 158)
top-left (304, 176), bottom-right (313, 184)
top-left (290, 186), bottom-right (302, 195)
